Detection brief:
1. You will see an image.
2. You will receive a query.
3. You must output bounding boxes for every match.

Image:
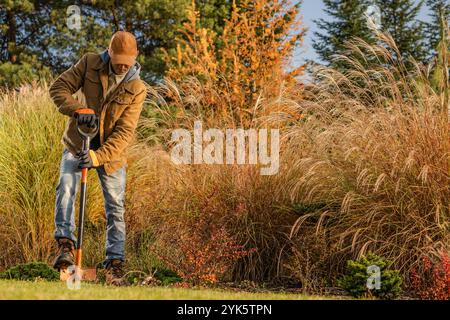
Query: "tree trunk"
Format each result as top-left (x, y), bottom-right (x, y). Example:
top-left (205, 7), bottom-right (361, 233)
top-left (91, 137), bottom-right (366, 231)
top-left (111, 4), bottom-right (120, 32)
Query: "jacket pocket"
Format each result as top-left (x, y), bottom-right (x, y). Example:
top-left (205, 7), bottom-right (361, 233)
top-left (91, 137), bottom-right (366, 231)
top-left (112, 89), bottom-right (134, 105)
top-left (107, 93), bottom-right (133, 126)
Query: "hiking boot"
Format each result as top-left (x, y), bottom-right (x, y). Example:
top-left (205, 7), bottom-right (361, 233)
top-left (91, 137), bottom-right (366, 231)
top-left (104, 259), bottom-right (128, 286)
top-left (53, 237), bottom-right (75, 270)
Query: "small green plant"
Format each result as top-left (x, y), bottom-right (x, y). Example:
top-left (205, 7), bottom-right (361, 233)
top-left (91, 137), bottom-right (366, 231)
top-left (0, 262), bottom-right (59, 281)
top-left (338, 253), bottom-right (402, 299)
top-left (410, 252), bottom-right (450, 300)
top-left (154, 268), bottom-right (182, 286)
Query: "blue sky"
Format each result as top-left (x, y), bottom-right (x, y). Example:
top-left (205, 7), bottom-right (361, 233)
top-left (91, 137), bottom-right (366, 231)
top-left (295, 0), bottom-right (433, 66)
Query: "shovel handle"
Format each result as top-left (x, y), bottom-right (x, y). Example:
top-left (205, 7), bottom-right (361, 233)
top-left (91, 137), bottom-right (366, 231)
top-left (81, 167), bottom-right (88, 183)
top-left (75, 108), bottom-right (99, 139)
top-left (74, 108), bottom-right (95, 115)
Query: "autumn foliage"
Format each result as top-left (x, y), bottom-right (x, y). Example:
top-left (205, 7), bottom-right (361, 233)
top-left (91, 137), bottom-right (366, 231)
top-left (164, 0), bottom-right (305, 127)
top-left (410, 253), bottom-right (450, 300)
top-left (145, 3), bottom-right (307, 285)
top-left (151, 187), bottom-right (256, 285)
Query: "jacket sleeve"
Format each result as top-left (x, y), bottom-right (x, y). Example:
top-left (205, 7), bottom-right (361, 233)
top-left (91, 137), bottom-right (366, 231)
top-left (49, 54), bottom-right (87, 117)
top-left (90, 88), bottom-right (146, 166)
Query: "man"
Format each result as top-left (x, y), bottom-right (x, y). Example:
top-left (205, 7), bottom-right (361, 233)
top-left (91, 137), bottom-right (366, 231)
top-left (49, 31), bottom-right (147, 286)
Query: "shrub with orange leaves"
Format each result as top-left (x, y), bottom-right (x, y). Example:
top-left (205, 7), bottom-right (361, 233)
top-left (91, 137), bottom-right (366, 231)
top-left (410, 252), bottom-right (450, 300)
top-left (151, 187), bottom-right (257, 286)
top-left (163, 0), bottom-right (306, 127)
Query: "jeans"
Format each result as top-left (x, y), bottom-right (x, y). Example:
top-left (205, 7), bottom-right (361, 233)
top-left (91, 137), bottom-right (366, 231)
top-left (54, 148), bottom-right (126, 262)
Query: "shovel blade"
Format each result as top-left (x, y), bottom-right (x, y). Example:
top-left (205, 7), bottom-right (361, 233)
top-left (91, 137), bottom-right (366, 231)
top-left (59, 266), bottom-right (96, 282)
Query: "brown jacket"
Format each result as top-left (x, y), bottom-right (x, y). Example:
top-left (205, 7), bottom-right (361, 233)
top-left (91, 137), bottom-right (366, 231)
top-left (49, 50), bottom-right (147, 175)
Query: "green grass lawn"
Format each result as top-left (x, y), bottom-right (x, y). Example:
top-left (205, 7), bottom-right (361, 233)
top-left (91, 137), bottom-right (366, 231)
top-left (0, 279), bottom-right (344, 300)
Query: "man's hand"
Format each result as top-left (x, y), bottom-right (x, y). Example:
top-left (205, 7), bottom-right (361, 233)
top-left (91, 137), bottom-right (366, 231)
top-left (77, 150), bottom-right (95, 169)
top-left (75, 111), bottom-right (97, 128)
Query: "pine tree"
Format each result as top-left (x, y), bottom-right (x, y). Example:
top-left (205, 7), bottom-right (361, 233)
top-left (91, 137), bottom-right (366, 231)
top-left (375, 0), bottom-right (427, 63)
top-left (312, 0), bottom-right (376, 69)
top-left (426, 0), bottom-right (450, 58)
top-left (0, 0), bottom-right (193, 85)
top-left (0, 1), bottom-right (52, 87)
top-left (195, 0), bottom-right (231, 37)
top-left (72, 0), bottom-right (192, 83)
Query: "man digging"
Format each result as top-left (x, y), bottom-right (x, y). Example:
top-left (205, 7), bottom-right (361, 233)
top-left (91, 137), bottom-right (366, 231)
top-left (49, 31), bottom-right (147, 286)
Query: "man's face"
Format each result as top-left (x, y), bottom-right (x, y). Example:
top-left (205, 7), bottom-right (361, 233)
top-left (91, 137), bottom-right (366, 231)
top-left (111, 63), bottom-right (132, 75)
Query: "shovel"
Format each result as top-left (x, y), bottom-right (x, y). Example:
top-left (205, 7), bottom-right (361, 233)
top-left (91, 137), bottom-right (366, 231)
top-left (60, 108), bottom-right (98, 283)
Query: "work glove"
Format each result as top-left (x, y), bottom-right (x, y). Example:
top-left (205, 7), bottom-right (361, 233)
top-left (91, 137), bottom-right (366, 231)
top-left (77, 149), bottom-right (95, 169)
top-left (74, 111), bottom-right (97, 128)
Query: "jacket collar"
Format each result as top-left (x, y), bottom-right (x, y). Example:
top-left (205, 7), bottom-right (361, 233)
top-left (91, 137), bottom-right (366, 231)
top-left (95, 49), bottom-right (141, 83)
